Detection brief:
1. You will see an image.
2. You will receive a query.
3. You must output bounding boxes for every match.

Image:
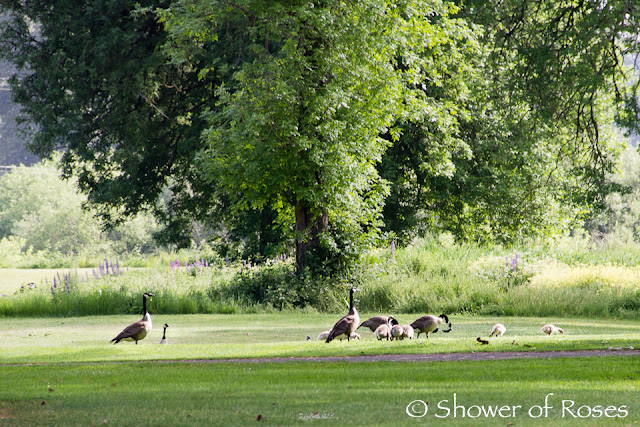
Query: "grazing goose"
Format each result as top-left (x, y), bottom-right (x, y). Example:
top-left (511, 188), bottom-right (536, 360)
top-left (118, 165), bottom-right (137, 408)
top-left (111, 292), bottom-right (155, 344)
top-left (410, 314), bottom-right (451, 339)
top-left (489, 323), bottom-right (506, 337)
top-left (325, 287), bottom-right (360, 343)
top-left (358, 315), bottom-right (397, 333)
top-left (541, 324), bottom-right (564, 336)
top-left (159, 324), bottom-right (169, 344)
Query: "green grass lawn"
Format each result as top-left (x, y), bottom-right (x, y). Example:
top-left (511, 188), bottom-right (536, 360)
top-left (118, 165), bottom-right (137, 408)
top-left (0, 357), bottom-right (638, 426)
top-left (1, 313), bottom-right (638, 426)
top-left (0, 313), bottom-right (638, 364)
top-left (0, 269), bottom-right (96, 295)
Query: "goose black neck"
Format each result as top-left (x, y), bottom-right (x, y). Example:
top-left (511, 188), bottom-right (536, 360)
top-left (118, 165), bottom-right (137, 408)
top-left (142, 295), bottom-right (148, 314)
top-left (162, 327), bottom-right (167, 339)
top-left (349, 289), bottom-right (354, 309)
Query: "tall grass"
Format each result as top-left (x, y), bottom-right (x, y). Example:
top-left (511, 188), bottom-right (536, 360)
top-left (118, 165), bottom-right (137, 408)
top-left (2, 234), bottom-right (640, 318)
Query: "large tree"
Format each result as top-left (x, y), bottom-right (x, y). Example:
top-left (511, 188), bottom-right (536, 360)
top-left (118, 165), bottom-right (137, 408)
top-left (159, 0), bottom-right (472, 272)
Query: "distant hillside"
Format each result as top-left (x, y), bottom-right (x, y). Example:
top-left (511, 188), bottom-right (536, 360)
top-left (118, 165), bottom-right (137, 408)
top-left (0, 59), bottom-right (39, 166)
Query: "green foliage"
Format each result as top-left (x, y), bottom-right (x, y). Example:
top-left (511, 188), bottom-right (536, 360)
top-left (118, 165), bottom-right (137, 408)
top-left (0, 0), bottom-right (213, 243)
top-left (382, 0), bottom-right (637, 243)
top-left (0, 159), bottom-right (160, 264)
top-left (2, 0), bottom-right (640, 276)
top-left (161, 0), bottom-right (471, 272)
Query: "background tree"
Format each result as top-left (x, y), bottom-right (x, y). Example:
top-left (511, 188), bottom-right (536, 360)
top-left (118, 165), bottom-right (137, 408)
top-left (0, 158), bottom-right (159, 255)
top-left (381, 0), bottom-right (640, 243)
top-left (0, 0), bottom-right (215, 241)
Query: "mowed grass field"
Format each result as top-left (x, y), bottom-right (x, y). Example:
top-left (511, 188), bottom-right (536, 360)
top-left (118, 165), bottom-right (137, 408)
top-left (1, 357), bottom-right (638, 426)
top-left (1, 314), bottom-right (639, 363)
top-left (0, 314), bottom-right (639, 425)
top-left (0, 269), bottom-right (96, 295)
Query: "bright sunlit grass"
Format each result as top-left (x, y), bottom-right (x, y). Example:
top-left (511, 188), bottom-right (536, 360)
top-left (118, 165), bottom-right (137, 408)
top-left (0, 314), bottom-right (638, 365)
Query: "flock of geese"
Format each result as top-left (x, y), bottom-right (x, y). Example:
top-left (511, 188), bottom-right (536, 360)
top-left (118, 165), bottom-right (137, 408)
top-left (319, 287), bottom-right (452, 343)
top-left (110, 289), bottom-right (564, 345)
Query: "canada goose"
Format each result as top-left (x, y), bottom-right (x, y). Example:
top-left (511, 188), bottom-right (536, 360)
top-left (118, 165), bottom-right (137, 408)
top-left (410, 314), bottom-right (451, 339)
top-left (358, 315), bottom-right (397, 332)
top-left (477, 337), bottom-right (489, 345)
top-left (111, 292), bottom-right (155, 344)
top-left (489, 323), bottom-right (506, 337)
top-left (159, 324), bottom-right (169, 344)
top-left (541, 324), bottom-right (564, 336)
top-left (390, 324), bottom-right (404, 340)
top-left (325, 287), bottom-right (360, 343)
top-left (375, 322), bottom-right (392, 340)
top-left (401, 325), bottom-right (414, 340)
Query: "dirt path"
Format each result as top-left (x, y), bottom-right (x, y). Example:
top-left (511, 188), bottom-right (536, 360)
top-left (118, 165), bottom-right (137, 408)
top-left (172, 348), bottom-right (640, 364)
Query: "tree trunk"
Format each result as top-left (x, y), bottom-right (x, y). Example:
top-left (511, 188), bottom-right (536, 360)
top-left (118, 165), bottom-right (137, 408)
top-left (295, 201), bottom-right (328, 273)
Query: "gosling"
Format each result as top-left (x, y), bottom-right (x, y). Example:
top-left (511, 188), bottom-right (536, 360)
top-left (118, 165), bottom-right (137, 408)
top-left (317, 330), bottom-right (331, 341)
top-left (489, 323), bottom-right (506, 337)
top-left (375, 322), bottom-right (392, 341)
top-left (159, 324), bottom-right (169, 344)
top-left (401, 325), bottom-right (414, 340)
top-left (541, 324), bottom-right (564, 336)
top-left (390, 324), bottom-right (404, 340)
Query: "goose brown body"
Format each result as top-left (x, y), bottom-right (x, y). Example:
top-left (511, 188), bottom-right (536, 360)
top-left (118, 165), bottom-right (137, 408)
top-left (325, 288), bottom-right (360, 343)
top-left (358, 315), bottom-right (396, 332)
top-left (111, 293), bottom-right (154, 344)
top-left (410, 314), bottom-right (451, 339)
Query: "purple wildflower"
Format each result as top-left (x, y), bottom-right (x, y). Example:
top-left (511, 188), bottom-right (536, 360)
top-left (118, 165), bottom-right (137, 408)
top-left (391, 240), bottom-right (396, 259)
